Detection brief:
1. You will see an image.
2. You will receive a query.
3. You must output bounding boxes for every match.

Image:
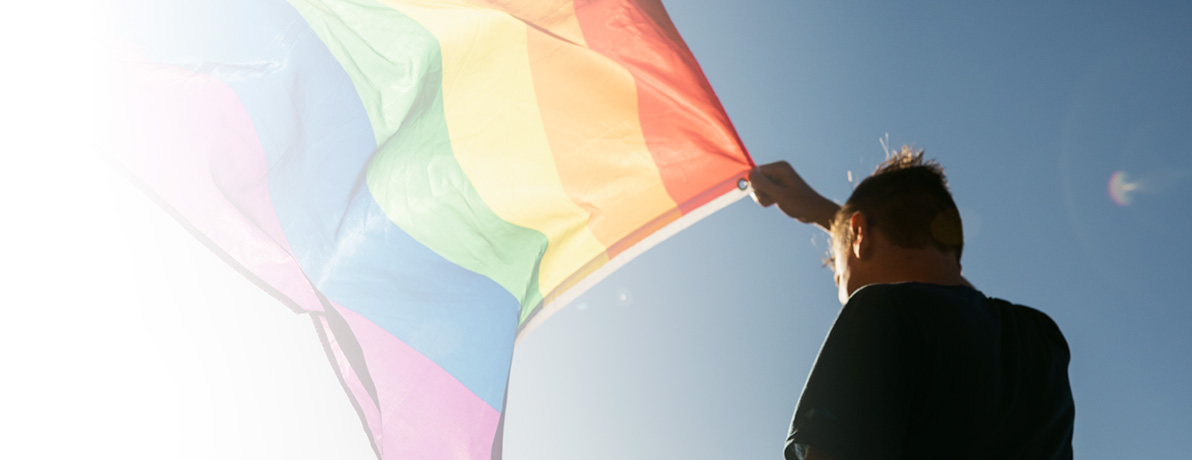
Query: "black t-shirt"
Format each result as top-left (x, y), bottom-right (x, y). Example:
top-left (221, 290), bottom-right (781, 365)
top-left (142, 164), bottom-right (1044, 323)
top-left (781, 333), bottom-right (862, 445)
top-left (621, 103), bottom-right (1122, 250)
top-left (786, 283), bottom-right (1074, 460)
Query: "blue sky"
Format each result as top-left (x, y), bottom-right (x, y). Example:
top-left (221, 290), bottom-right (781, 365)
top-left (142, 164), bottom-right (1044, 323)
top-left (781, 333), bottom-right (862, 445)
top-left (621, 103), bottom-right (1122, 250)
top-left (505, 2), bottom-right (1192, 459)
top-left (5, 1), bottom-right (1188, 459)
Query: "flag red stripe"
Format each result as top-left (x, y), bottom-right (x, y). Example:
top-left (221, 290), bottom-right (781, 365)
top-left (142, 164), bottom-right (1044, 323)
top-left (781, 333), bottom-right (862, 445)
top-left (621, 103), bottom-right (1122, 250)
top-left (573, 0), bottom-right (754, 213)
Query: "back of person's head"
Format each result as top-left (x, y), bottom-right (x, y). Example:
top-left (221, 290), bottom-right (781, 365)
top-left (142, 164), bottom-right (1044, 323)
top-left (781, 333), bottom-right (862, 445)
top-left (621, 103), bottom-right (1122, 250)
top-left (831, 146), bottom-right (964, 262)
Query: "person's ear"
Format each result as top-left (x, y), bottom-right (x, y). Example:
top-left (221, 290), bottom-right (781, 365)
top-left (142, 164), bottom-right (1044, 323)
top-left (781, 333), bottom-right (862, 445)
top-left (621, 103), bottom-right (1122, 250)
top-left (849, 212), bottom-right (870, 259)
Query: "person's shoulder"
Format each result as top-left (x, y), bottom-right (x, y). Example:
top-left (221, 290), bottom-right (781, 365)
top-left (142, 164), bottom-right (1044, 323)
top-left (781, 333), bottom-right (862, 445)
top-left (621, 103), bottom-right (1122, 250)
top-left (989, 296), bottom-right (1069, 347)
top-left (987, 295), bottom-right (1058, 325)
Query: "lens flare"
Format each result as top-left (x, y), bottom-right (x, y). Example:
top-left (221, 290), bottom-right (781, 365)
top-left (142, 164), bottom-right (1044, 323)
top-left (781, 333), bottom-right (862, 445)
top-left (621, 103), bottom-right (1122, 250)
top-left (1108, 171), bottom-right (1138, 206)
top-left (615, 287), bottom-right (633, 306)
top-left (1109, 169), bottom-right (1187, 206)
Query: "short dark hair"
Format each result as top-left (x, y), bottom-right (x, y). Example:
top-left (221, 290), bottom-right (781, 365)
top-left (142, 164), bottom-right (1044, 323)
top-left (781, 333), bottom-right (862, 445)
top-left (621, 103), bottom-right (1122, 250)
top-left (831, 146), bottom-right (964, 262)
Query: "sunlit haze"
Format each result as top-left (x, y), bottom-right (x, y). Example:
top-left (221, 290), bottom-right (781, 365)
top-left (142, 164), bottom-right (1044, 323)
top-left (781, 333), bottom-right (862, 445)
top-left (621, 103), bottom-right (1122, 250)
top-left (6, 2), bottom-right (1190, 459)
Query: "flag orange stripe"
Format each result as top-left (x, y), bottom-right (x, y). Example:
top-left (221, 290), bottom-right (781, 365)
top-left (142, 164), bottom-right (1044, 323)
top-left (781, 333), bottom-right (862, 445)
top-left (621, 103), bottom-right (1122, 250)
top-left (524, 22), bottom-right (680, 258)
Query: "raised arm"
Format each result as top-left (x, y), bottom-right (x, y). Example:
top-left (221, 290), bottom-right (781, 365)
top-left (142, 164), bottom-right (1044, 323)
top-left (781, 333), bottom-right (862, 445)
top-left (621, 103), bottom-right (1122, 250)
top-left (748, 161), bottom-right (840, 232)
top-left (751, 160), bottom-right (976, 289)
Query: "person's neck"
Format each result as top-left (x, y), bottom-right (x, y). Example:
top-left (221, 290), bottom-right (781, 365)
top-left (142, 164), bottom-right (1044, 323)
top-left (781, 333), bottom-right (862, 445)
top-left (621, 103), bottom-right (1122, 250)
top-left (870, 246), bottom-right (965, 287)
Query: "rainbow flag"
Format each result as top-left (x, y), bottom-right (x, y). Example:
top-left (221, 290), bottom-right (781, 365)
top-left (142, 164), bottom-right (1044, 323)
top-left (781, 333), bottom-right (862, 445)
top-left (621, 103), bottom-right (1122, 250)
top-left (108, 0), bottom-right (753, 457)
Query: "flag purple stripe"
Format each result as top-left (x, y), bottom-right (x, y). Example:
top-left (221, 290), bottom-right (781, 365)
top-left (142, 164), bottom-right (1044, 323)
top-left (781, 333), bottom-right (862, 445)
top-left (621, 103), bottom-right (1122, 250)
top-left (109, 47), bottom-right (323, 316)
top-left (117, 0), bottom-right (520, 411)
top-left (329, 299), bottom-right (503, 458)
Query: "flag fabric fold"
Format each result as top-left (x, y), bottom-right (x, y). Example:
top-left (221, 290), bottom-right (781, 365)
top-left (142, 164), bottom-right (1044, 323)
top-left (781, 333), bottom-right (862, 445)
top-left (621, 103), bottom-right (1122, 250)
top-left (108, 0), bottom-right (753, 457)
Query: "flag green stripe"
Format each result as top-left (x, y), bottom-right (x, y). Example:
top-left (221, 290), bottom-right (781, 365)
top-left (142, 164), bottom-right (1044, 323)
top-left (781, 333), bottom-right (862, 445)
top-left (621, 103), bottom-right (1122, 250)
top-left (287, 0), bottom-right (545, 312)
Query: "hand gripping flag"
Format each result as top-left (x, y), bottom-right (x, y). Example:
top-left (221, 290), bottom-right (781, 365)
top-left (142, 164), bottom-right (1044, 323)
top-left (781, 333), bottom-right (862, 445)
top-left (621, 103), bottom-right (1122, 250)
top-left (107, 0), bottom-right (753, 458)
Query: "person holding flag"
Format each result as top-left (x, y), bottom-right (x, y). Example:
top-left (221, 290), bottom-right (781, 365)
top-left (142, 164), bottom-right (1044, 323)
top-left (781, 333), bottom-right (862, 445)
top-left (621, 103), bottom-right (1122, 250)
top-left (750, 148), bottom-right (1075, 460)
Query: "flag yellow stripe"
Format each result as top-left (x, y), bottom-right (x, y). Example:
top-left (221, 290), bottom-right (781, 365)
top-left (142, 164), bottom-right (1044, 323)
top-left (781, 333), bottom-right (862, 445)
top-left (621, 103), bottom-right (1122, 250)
top-left (377, 0), bottom-right (607, 295)
top-left (468, 0), bottom-right (588, 47)
top-left (466, 0), bottom-right (681, 252)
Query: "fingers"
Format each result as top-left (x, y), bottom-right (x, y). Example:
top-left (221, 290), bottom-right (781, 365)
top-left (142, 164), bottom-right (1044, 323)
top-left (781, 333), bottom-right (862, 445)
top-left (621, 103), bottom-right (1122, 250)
top-left (748, 168), bottom-right (778, 207)
top-left (750, 161), bottom-right (802, 208)
top-left (754, 160), bottom-right (798, 187)
top-left (748, 166), bottom-right (786, 206)
top-left (751, 189), bottom-right (775, 207)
